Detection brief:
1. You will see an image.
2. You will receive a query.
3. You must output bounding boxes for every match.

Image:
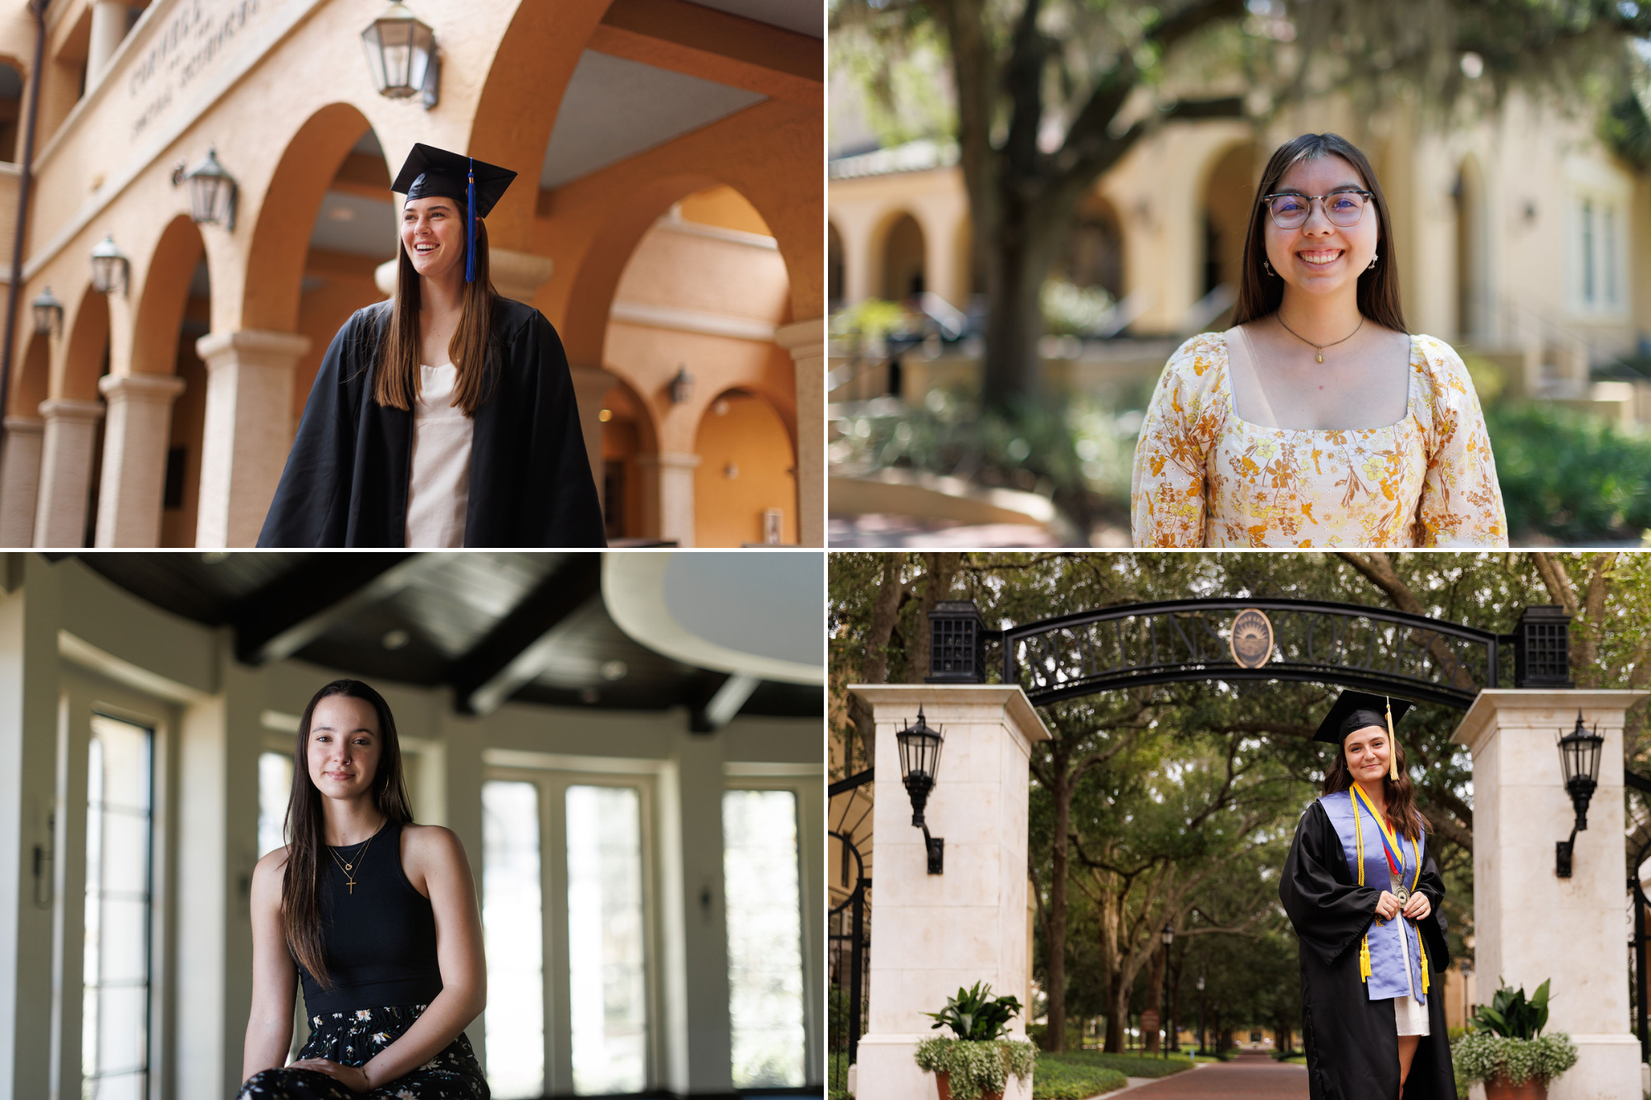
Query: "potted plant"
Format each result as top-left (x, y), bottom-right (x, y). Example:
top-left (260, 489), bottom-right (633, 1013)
top-left (913, 982), bottom-right (1038, 1100)
top-left (1451, 980), bottom-right (1578, 1100)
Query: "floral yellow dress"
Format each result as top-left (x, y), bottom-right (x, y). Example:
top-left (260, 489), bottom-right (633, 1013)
top-left (1130, 331), bottom-right (1507, 547)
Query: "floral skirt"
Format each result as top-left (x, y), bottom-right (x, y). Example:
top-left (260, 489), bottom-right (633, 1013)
top-left (236, 1004), bottom-right (489, 1100)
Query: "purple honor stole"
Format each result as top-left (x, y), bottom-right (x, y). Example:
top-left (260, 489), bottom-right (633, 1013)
top-left (1318, 789), bottom-right (1430, 1003)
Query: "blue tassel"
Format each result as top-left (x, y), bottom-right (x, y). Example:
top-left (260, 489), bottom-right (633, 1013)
top-left (465, 157), bottom-right (476, 284)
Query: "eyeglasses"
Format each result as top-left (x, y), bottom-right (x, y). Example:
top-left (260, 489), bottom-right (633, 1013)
top-left (1263, 189), bottom-right (1373, 229)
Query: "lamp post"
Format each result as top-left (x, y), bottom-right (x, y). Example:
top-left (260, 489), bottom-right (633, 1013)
top-left (30, 285), bottom-right (60, 336)
top-left (90, 234), bottom-right (128, 295)
top-left (174, 148), bottom-right (238, 230)
top-left (895, 706), bottom-right (944, 873)
top-left (1555, 711), bottom-right (1604, 878)
top-left (1196, 974), bottom-right (1206, 1057)
top-left (1161, 920), bottom-right (1174, 1059)
top-left (361, 1), bottom-right (440, 108)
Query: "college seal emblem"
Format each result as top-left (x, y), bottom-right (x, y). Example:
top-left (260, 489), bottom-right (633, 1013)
top-left (1229, 609), bottom-right (1274, 669)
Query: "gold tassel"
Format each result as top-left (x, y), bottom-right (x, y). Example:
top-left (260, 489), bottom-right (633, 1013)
top-left (1360, 937), bottom-right (1372, 981)
top-left (1386, 697), bottom-right (1399, 782)
top-left (1419, 938), bottom-right (1430, 993)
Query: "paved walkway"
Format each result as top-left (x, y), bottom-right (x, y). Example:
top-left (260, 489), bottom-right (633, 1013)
top-left (1110, 1050), bottom-right (1308, 1099)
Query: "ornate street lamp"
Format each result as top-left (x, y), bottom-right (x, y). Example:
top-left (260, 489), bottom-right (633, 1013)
top-left (895, 706), bottom-right (944, 874)
top-left (90, 234), bottom-right (128, 295)
top-left (30, 286), bottom-right (61, 336)
top-left (1196, 974), bottom-right (1206, 1056)
top-left (1161, 921), bottom-right (1174, 1059)
top-left (174, 148), bottom-right (238, 230)
top-left (1555, 711), bottom-right (1604, 878)
top-left (361, 2), bottom-right (440, 109)
top-left (670, 365), bottom-right (695, 405)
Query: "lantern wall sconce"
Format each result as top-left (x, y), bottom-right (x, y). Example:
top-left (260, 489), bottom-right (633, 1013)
top-left (670, 365), bottom-right (694, 405)
top-left (31, 286), bottom-right (61, 337)
top-left (172, 148), bottom-right (238, 230)
top-left (896, 706), bottom-right (945, 874)
top-left (1555, 710), bottom-right (1604, 878)
top-left (90, 235), bottom-right (129, 296)
top-left (361, 1), bottom-right (440, 109)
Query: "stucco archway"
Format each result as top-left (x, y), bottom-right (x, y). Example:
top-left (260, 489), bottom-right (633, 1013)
top-left (692, 388), bottom-right (796, 547)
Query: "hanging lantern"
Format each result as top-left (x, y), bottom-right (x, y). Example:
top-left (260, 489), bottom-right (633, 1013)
top-left (178, 148), bottom-right (238, 230)
top-left (90, 235), bottom-right (128, 295)
top-left (30, 286), bottom-right (61, 336)
top-left (361, 2), bottom-right (440, 108)
top-left (670, 365), bottom-right (695, 405)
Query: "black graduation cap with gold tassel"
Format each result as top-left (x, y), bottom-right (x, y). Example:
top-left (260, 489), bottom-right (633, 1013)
top-left (1313, 689), bottom-right (1415, 778)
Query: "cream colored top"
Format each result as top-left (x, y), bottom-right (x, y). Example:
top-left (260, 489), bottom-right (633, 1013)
top-left (404, 364), bottom-right (472, 549)
top-left (1130, 331), bottom-right (1508, 548)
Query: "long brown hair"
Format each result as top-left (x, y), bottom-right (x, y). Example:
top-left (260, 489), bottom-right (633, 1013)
top-left (279, 679), bottom-right (415, 989)
top-left (1322, 735), bottom-right (1429, 842)
top-left (1232, 132), bottom-right (1408, 334)
top-left (373, 205), bottom-right (497, 415)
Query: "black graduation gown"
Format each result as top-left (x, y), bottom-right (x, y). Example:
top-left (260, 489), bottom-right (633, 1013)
top-left (257, 297), bottom-right (606, 548)
top-left (1279, 800), bottom-right (1455, 1100)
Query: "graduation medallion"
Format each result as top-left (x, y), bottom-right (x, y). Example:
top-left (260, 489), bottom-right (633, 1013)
top-left (1229, 610), bottom-right (1274, 669)
top-left (1394, 884), bottom-right (1410, 907)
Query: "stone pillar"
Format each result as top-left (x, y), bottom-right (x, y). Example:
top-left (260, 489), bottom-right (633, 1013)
top-left (0, 418), bottom-right (43, 546)
top-left (32, 399), bottom-right (104, 548)
top-left (1453, 689), bottom-right (1648, 1100)
top-left (93, 373), bottom-right (185, 547)
top-left (644, 451), bottom-right (699, 547)
top-left (775, 319), bottom-right (823, 547)
top-left (566, 365), bottom-right (614, 515)
top-left (847, 684), bottom-right (1051, 1100)
top-left (195, 330), bottom-right (311, 548)
top-left (86, 0), bottom-right (127, 90)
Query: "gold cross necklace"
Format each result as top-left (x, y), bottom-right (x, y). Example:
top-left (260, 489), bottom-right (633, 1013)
top-left (327, 824), bottom-right (380, 896)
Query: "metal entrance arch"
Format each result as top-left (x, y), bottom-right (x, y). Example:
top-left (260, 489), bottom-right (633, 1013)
top-left (924, 598), bottom-right (1575, 710)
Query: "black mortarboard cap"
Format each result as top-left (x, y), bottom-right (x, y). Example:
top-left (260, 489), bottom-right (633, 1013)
top-left (1312, 690), bottom-right (1414, 745)
top-left (391, 143), bottom-right (517, 218)
top-left (392, 144), bottom-right (517, 283)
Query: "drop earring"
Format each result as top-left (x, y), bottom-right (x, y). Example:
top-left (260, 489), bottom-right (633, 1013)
top-left (1368, 253), bottom-right (1379, 270)
top-left (1263, 260), bottom-right (1274, 276)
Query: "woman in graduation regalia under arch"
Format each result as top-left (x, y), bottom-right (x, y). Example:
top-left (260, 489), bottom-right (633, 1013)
top-left (1280, 691), bottom-right (1455, 1099)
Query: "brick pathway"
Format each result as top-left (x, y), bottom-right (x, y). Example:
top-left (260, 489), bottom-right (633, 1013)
top-left (1117, 1050), bottom-right (1309, 1099)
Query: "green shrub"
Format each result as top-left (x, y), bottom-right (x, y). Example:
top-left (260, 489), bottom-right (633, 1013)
top-left (1031, 1058), bottom-right (1128, 1098)
top-left (1451, 1031), bottom-right (1577, 1087)
top-left (1484, 404), bottom-right (1651, 542)
top-left (1472, 980), bottom-right (1550, 1040)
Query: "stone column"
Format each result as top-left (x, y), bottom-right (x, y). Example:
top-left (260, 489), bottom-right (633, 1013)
top-left (195, 330), bottom-right (311, 548)
top-left (566, 365), bottom-right (614, 515)
top-left (1453, 689), bottom-right (1648, 1100)
top-left (775, 319), bottom-right (823, 547)
top-left (32, 399), bottom-right (104, 548)
top-left (0, 417), bottom-right (44, 546)
top-left (93, 373), bottom-right (185, 547)
top-left (86, 0), bottom-right (128, 90)
top-left (643, 451), bottom-right (699, 547)
top-left (847, 684), bottom-right (1051, 1100)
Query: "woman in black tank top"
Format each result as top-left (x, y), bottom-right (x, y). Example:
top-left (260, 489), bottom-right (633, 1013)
top-left (237, 680), bottom-right (489, 1100)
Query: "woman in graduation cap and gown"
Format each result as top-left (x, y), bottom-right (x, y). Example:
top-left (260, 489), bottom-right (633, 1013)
top-left (258, 144), bottom-right (606, 547)
top-left (1280, 690), bottom-right (1454, 1099)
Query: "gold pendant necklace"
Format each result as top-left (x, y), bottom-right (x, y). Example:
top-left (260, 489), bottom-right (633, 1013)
top-left (327, 827), bottom-right (378, 896)
top-left (1277, 314), bottom-right (1364, 363)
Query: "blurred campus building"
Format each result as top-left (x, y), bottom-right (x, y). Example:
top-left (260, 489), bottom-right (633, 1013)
top-left (0, 0), bottom-right (824, 548)
top-left (0, 550), bottom-right (824, 1099)
top-left (829, 85), bottom-right (1651, 428)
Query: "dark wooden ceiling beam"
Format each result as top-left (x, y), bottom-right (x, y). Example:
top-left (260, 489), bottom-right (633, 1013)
top-left (232, 553), bottom-right (439, 665)
top-left (449, 554), bottom-right (602, 716)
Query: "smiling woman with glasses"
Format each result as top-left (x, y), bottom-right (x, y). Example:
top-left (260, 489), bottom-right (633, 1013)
top-left (1130, 132), bottom-right (1506, 548)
